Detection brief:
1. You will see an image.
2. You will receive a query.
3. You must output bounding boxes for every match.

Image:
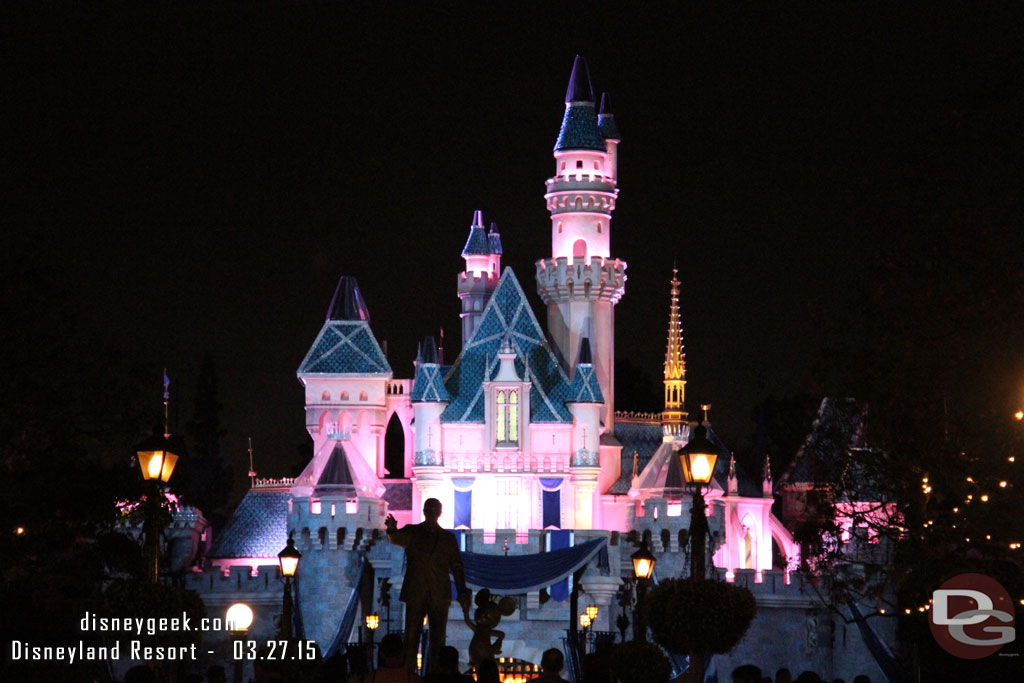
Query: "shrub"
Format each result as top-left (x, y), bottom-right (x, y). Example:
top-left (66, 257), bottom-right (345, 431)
top-left (647, 578), bottom-right (756, 655)
top-left (610, 641), bottom-right (672, 683)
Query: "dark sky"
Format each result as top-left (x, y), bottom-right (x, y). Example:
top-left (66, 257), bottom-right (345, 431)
top-left (6, 3), bottom-right (1023, 495)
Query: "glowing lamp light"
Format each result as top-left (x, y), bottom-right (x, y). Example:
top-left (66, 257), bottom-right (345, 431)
top-left (579, 613), bottom-right (591, 628)
top-left (278, 537), bottom-right (302, 577)
top-left (135, 434), bottom-right (181, 482)
top-left (586, 605), bottom-right (598, 621)
top-left (15, 526), bottom-right (25, 535)
top-left (226, 603), bottom-right (254, 632)
top-left (1015, 410), bottom-right (1023, 420)
top-left (417, 652), bottom-right (423, 670)
top-left (365, 614), bottom-right (380, 630)
top-left (678, 424), bottom-right (718, 486)
top-left (631, 538), bottom-right (656, 580)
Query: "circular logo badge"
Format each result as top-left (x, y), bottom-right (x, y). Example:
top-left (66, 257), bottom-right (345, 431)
top-left (929, 573), bottom-right (1016, 659)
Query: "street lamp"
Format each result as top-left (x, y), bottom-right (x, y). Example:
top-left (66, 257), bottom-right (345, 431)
top-left (136, 433), bottom-right (180, 482)
top-left (585, 604), bottom-right (598, 622)
top-left (630, 537), bottom-right (657, 642)
top-left (226, 603), bottom-right (253, 683)
top-left (678, 421), bottom-right (718, 582)
top-left (278, 536), bottom-right (302, 640)
top-left (134, 432), bottom-right (182, 582)
top-left (365, 614), bottom-right (379, 652)
top-left (678, 418), bottom-right (719, 683)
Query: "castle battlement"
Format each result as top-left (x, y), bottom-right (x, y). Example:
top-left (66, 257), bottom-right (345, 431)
top-left (535, 255), bottom-right (626, 304)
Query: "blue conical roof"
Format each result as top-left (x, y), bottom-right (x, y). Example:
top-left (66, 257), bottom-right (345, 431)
top-left (462, 210), bottom-right (491, 256)
top-left (554, 56), bottom-right (606, 153)
top-left (598, 92), bottom-right (621, 141)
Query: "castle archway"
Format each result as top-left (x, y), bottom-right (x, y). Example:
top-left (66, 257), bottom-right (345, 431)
top-left (384, 412), bottom-right (405, 478)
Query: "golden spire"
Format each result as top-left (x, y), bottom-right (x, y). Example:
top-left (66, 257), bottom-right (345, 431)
top-left (664, 267), bottom-right (686, 382)
top-left (661, 267), bottom-right (687, 438)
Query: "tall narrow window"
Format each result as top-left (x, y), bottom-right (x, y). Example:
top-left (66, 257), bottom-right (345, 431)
top-left (496, 389), bottom-right (519, 445)
top-left (496, 390), bottom-right (506, 442)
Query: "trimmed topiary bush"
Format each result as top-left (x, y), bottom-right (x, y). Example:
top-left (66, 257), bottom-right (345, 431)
top-left (610, 640), bottom-right (672, 683)
top-left (647, 578), bottom-right (757, 656)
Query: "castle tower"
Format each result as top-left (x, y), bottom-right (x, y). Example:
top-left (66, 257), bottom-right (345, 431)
top-left (458, 210), bottom-right (502, 350)
top-left (661, 268), bottom-right (688, 439)
top-left (536, 56), bottom-right (626, 430)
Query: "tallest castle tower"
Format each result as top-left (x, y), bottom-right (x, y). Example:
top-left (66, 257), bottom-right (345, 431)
top-left (536, 55), bottom-right (627, 430)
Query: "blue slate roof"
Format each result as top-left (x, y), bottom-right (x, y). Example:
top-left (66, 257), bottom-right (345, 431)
top-left (609, 420), bottom-right (663, 494)
top-left (297, 321), bottom-right (392, 375)
top-left (568, 363), bottom-right (603, 403)
top-left (441, 268), bottom-right (573, 423)
top-left (462, 226), bottom-right (491, 256)
top-left (411, 363), bottom-right (451, 403)
top-left (208, 489), bottom-right (289, 559)
top-left (554, 103), bottom-right (607, 152)
top-left (488, 223), bottom-right (503, 255)
top-left (783, 398), bottom-right (875, 499)
top-left (598, 92), bottom-right (621, 141)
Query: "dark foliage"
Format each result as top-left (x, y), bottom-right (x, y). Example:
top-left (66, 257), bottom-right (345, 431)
top-left (185, 353), bottom-right (232, 529)
top-left (647, 578), bottom-right (756, 656)
top-left (609, 640), bottom-right (672, 683)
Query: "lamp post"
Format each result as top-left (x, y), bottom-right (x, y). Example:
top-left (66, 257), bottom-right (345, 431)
top-left (365, 613), bottom-right (379, 654)
top-left (278, 536), bottom-right (301, 640)
top-left (135, 432), bottom-right (180, 583)
top-left (678, 417), bottom-right (719, 683)
top-left (630, 538), bottom-right (656, 642)
top-left (226, 603), bottom-right (254, 683)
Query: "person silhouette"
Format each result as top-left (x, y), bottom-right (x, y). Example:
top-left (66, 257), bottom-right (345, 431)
top-left (385, 498), bottom-right (472, 671)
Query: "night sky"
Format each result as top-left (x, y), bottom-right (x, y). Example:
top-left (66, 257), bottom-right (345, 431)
top-left (6, 4), bottom-right (1023, 498)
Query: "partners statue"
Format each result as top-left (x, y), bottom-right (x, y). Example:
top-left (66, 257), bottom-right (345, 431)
top-left (464, 588), bottom-right (517, 668)
top-left (385, 498), bottom-right (472, 672)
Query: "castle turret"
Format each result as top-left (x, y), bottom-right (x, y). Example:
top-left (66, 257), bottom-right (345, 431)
top-left (661, 269), bottom-right (688, 440)
top-left (598, 92), bottom-right (620, 180)
top-left (567, 338), bottom-right (604, 529)
top-left (459, 211), bottom-right (502, 349)
top-left (410, 336), bottom-right (450, 520)
top-left (536, 56), bottom-right (626, 430)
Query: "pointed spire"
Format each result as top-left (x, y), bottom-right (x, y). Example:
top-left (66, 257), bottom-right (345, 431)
top-left (661, 268), bottom-right (688, 438)
top-left (565, 54), bottom-right (596, 103)
top-left (488, 221), bottom-right (503, 255)
top-left (598, 92), bottom-right (621, 141)
top-left (462, 210), bottom-right (491, 256)
top-left (664, 268), bottom-right (686, 382)
top-left (325, 276), bottom-right (371, 322)
top-left (762, 454), bottom-right (773, 497)
top-left (578, 337), bottom-right (593, 365)
top-left (420, 335), bottom-right (438, 365)
top-left (554, 56), bottom-right (606, 152)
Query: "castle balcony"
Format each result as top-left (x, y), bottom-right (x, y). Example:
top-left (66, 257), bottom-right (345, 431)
top-left (535, 256), bottom-right (627, 305)
top-left (545, 173), bottom-right (617, 195)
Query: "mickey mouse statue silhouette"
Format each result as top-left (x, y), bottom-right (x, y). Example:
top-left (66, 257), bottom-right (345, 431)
top-left (463, 588), bottom-right (517, 668)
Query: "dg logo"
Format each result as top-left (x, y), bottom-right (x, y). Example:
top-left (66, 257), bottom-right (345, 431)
top-left (929, 573), bottom-right (1016, 659)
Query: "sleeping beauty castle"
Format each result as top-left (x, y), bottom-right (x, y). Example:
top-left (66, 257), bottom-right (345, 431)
top-left (183, 57), bottom-right (890, 681)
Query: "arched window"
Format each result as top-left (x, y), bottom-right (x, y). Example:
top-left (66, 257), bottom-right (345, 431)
top-left (741, 513), bottom-right (756, 569)
top-left (322, 390), bottom-right (331, 401)
top-left (359, 390), bottom-right (368, 401)
top-left (495, 389), bottom-right (519, 445)
top-left (340, 391), bottom-right (349, 401)
top-left (573, 239), bottom-right (587, 260)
